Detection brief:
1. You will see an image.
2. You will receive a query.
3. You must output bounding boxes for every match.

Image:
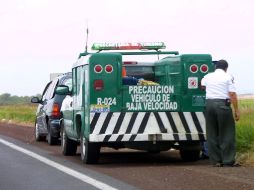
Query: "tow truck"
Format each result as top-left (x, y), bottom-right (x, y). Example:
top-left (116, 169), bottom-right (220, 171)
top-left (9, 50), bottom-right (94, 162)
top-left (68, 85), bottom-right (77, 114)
top-left (56, 42), bottom-right (213, 164)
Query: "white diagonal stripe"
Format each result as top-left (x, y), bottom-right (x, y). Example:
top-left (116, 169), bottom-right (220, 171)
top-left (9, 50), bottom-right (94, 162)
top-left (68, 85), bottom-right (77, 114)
top-left (92, 113), bottom-right (107, 134)
top-left (105, 112), bottom-right (120, 134)
top-left (119, 112), bottom-right (133, 134)
top-left (183, 112), bottom-right (199, 140)
top-left (130, 112), bottom-right (145, 134)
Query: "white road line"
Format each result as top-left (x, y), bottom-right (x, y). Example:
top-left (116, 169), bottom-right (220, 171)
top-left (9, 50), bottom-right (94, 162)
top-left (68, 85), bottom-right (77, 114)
top-left (0, 138), bottom-right (118, 190)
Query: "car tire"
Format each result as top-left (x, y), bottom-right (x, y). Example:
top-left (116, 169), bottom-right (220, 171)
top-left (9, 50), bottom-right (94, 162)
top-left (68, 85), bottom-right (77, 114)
top-left (47, 126), bottom-right (58, 145)
top-left (35, 122), bottom-right (45, 141)
top-left (80, 135), bottom-right (100, 164)
top-left (61, 122), bottom-right (77, 156)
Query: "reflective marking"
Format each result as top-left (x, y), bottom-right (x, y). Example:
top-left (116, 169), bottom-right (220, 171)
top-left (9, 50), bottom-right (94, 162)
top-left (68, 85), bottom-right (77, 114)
top-left (131, 112), bottom-right (146, 134)
top-left (183, 112), bottom-right (198, 140)
top-left (159, 112), bottom-right (173, 133)
top-left (196, 112), bottom-right (206, 132)
top-left (0, 138), bottom-right (117, 190)
top-left (93, 113), bottom-right (107, 134)
top-left (118, 112), bottom-right (132, 134)
top-left (105, 112), bottom-right (120, 134)
top-left (145, 113), bottom-right (159, 133)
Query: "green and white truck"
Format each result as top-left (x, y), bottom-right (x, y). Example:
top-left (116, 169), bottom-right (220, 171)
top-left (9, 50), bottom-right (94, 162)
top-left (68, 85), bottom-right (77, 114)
top-left (56, 42), bottom-right (213, 164)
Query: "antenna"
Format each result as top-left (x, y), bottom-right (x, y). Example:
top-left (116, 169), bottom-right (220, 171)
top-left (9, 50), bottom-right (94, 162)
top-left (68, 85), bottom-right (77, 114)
top-left (85, 21), bottom-right (89, 53)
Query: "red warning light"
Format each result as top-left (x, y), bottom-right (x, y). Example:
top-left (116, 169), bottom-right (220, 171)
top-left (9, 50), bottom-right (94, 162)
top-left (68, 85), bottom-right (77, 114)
top-left (200, 64), bottom-right (208, 73)
top-left (94, 65), bottom-right (103, 73)
top-left (190, 64), bottom-right (198, 73)
top-left (105, 64), bottom-right (113, 73)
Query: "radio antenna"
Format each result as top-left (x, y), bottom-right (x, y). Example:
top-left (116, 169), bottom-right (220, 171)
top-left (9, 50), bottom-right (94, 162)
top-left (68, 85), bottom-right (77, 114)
top-left (85, 21), bottom-right (89, 53)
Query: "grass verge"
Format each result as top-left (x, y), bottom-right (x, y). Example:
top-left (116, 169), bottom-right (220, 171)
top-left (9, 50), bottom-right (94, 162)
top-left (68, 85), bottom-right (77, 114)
top-left (0, 104), bottom-right (36, 126)
top-left (236, 99), bottom-right (254, 165)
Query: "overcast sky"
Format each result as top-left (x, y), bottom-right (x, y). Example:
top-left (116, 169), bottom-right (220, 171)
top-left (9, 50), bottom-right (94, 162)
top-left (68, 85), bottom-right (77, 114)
top-left (0, 0), bottom-right (253, 96)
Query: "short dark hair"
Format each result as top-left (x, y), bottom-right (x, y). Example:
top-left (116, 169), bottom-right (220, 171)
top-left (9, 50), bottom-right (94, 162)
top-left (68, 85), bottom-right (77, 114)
top-left (216, 59), bottom-right (228, 70)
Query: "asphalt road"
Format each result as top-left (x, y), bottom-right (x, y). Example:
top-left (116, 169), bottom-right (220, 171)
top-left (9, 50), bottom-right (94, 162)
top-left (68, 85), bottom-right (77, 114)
top-left (1, 123), bottom-right (254, 190)
top-left (0, 135), bottom-right (137, 190)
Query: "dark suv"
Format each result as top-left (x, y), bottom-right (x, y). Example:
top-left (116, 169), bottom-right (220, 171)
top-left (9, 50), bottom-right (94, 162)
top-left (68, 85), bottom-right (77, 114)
top-left (31, 72), bottom-right (72, 145)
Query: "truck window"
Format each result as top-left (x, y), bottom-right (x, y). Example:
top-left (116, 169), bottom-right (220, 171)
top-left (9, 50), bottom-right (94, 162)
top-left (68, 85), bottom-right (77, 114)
top-left (124, 66), bottom-right (155, 81)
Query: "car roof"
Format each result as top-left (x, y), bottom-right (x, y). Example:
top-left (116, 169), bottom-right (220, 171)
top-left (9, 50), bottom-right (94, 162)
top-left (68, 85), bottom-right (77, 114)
top-left (53, 72), bottom-right (72, 84)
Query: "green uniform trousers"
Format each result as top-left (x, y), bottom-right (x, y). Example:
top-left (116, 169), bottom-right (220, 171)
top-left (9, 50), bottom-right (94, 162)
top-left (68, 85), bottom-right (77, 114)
top-left (205, 99), bottom-right (236, 165)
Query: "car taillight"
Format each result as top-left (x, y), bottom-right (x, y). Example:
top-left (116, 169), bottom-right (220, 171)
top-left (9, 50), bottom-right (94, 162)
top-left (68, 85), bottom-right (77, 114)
top-left (94, 65), bottom-right (103, 73)
top-left (94, 79), bottom-right (104, 90)
top-left (190, 64), bottom-right (198, 73)
top-left (52, 103), bottom-right (60, 118)
top-left (105, 64), bottom-right (113, 73)
top-left (200, 64), bottom-right (208, 73)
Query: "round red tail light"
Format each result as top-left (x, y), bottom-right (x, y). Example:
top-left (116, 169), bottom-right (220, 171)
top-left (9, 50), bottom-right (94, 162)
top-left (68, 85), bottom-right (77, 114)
top-left (105, 64), bottom-right (113, 73)
top-left (200, 64), bottom-right (208, 73)
top-left (94, 65), bottom-right (103, 73)
top-left (190, 64), bottom-right (198, 73)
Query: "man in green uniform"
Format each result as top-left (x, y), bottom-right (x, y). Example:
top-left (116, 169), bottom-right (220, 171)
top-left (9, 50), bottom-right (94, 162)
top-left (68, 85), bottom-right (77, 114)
top-left (201, 60), bottom-right (240, 167)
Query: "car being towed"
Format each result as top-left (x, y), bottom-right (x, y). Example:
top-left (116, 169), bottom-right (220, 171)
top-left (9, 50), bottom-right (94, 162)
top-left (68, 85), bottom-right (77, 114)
top-left (31, 72), bottom-right (72, 145)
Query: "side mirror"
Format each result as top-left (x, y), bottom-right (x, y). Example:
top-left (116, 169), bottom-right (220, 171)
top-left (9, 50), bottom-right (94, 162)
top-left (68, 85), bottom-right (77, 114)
top-left (31, 97), bottom-right (41, 104)
top-left (55, 85), bottom-right (70, 95)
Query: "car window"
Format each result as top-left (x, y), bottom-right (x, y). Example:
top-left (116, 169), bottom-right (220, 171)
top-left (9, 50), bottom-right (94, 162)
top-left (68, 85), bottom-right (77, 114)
top-left (45, 79), bottom-right (58, 100)
top-left (42, 81), bottom-right (51, 101)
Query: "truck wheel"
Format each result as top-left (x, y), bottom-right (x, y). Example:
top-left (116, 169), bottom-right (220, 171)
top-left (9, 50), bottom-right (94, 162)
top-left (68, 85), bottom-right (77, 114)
top-left (61, 122), bottom-right (77, 156)
top-left (80, 136), bottom-right (100, 164)
top-left (35, 122), bottom-right (45, 141)
top-left (180, 149), bottom-right (200, 162)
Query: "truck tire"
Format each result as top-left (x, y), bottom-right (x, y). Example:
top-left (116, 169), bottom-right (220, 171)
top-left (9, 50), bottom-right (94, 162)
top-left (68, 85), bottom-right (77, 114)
top-left (180, 149), bottom-right (200, 162)
top-left (80, 136), bottom-right (100, 164)
top-left (61, 122), bottom-right (77, 156)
